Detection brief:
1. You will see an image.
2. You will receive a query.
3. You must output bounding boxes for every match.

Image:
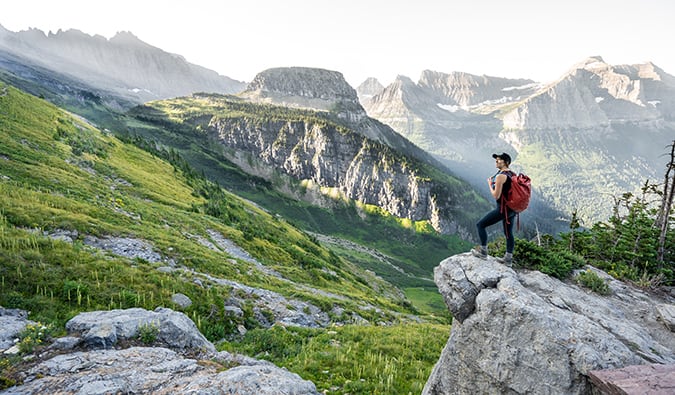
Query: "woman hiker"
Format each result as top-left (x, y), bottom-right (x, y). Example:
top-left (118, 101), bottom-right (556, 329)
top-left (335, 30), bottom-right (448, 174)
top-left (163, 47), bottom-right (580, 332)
top-left (471, 152), bottom-right (517, 266)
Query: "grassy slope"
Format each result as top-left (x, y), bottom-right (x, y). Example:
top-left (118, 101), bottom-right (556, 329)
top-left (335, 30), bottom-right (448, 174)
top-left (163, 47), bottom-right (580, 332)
top-left (0, 83), bottom-right (449, 393)
top-left (123, 94), bottom-right (477, 278)
top-left (0, 67), bottom-right (476, 306)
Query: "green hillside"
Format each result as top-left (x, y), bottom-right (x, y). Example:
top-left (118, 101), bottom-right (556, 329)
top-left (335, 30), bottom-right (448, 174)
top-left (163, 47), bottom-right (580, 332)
top-left (1, 67), bottom-right (481, 289)
top-left (0, 83), bottom-right (453, 393)
top-left (0, 82), bottom-right (424, 320)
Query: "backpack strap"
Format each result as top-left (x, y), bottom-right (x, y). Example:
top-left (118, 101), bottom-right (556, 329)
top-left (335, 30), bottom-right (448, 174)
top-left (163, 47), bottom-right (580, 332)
top-left (499, 170), bottom-right (519, 238)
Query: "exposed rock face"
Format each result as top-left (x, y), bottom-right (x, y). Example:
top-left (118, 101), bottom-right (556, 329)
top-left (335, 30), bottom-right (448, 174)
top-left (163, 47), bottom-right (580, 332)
top-left (241, 67), bottom-right (441, 158)
top-left (1, 307), bottom-right (320, 394)
top-left (4, 347), bottom-right (319, 395)
top-left (418, 70), bottom-right (538, 107)
top-left (0, 26), bottom-right (245, 103)
top-left (423, 254), bottom-right (675, 394)
top-left (205, 114), bottom-right (479, 236)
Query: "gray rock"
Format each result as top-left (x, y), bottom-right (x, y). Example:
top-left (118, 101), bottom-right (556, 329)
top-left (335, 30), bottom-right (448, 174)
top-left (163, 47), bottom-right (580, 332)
top-left (65, 307), bottom-right (215, 353)
top-left (2, 346), bottom-right (319, 395)
top-left (83, 323), bottom-right (117, 349)
top-left (48, 336), bottom-right (81, 351)
top-left (224, 305), bottom-right (244, 318)
top-left (656, 303), bottom-right (675, 332)
top-left (82, 235), bottom-right (163, 263)
top-left (193, 364), bottom-right (321, 395)
top-left (423, 253), bottom-right (675, 395)
top-left (0, 307), bottom-right (32, 350)
top-left (171, 293), bottom-right (192, 309)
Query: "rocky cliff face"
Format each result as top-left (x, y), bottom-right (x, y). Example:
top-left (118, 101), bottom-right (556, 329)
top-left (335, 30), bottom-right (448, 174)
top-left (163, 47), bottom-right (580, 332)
top-left (241, 67), bottom-right (440, 160)
top-left (424, 254), bottom-right (675, 394)
top-left (204, 113), bottom-right (478, 236)
top-left (178, 68), bottom-right (488, 237)
top-left (0, 26), bottom-right (245, 103)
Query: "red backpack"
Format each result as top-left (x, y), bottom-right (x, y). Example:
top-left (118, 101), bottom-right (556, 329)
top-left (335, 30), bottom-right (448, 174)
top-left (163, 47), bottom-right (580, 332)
top-left (500, 171), bottom-right (531, 231)
top-left (504, 171), bottom-right (531, 212)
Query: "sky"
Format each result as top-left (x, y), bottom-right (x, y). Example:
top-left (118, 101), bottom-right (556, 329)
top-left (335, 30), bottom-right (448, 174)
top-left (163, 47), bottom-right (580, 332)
top-left (2, 0), bottom-right (674, 88)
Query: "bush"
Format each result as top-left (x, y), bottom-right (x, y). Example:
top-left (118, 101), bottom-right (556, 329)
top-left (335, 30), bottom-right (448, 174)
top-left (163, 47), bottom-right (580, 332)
top-left (18, 322), bottom-right (54, 354)
top-left (575, 269), bottom-right (611, 295)
top-left (137, 322), bottom-right (160, 344)
top-left (491, 239), bottom-right (585, 280)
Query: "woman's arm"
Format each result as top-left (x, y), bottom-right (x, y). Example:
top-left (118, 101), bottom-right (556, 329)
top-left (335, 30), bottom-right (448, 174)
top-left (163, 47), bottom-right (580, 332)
top-left (488, 173), bottom-right (507, 199)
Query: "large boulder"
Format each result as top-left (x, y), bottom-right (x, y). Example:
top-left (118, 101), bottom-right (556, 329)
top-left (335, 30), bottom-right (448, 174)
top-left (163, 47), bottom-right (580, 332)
top-left (2, 347), bottom-right (319, 395)
top-left (423, 253), bottom-right (675, 395)
top-left (65, 307), bottom-right (216, 353)
top-left (0, 307), bottom-right (32, 351)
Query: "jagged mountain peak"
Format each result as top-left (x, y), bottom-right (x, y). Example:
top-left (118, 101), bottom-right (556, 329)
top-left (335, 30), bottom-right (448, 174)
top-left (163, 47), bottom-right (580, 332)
top-left (512, 56), bottom-right (675, 130)
top-left (574, 55), bottom-right (607, 68)
top-left (356, 77), bottom-right (385, 103)
top-left (368, 75), bottom-right (411, 104)
top-left (566, 56), bottom-right (674, 85)
top-left (417, 69), bottom-right (537, 107)
top-left (374, 75), bottom-right (419, 98)
top-left (109, 30), bottom-right (149, 47)
top-left (356, 77), bottom-right (384, 93)
top-left (394, 74), bottom-right (416, 84)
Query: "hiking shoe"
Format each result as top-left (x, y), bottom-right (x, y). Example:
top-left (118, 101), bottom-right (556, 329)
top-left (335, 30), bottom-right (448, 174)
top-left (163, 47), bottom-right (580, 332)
top-left (496, 255), bottom-right (513, 267)
top-left (471, 246), bottom-right (487, 259)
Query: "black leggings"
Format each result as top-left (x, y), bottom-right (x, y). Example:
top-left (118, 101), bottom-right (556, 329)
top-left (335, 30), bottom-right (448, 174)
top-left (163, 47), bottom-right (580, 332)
top-left (476, 202), bottom-right (517, 253)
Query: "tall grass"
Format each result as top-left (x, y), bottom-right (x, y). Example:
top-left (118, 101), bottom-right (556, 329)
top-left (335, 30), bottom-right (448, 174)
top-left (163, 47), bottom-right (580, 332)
top-left (220, 323), bottom-right (449, 394)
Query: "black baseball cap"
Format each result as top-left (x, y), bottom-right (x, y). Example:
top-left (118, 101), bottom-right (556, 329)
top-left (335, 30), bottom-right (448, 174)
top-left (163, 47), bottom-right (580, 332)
top-left (492, 152), bottom-right (511, 165)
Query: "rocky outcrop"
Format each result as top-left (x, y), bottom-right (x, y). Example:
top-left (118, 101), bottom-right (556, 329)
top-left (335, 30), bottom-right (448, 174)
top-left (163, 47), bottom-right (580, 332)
top-left (1, 307), bottom-right (320, 394)
top-left (242, 67), bottom-right (365, 122)
top-left (423, 254), bottom-right (675, 394)
top-left (240, 67), bottom-right (442, 159)
top-left (64, 307), bottom-right (216, 353)
top-left (0, 308), bottom-right (32, 352)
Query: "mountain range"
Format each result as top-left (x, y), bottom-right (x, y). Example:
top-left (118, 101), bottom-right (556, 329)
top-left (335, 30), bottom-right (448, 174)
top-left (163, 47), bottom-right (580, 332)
top-left (1, 24), bottom-right (674, 239)
top-left (0, 25), bottom-right (245, 104)
top-left (359, 58), bottom-right (675, 228)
